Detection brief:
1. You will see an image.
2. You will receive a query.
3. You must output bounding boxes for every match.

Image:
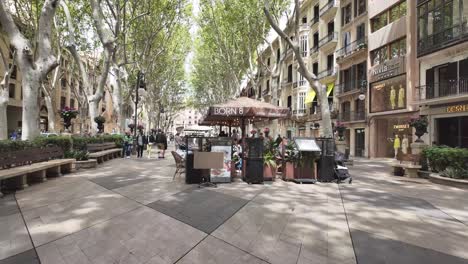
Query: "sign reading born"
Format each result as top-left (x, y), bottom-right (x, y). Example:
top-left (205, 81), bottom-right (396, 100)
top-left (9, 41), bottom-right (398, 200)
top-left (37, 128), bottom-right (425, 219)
top-left (212, 107), bottom-right (244, 116)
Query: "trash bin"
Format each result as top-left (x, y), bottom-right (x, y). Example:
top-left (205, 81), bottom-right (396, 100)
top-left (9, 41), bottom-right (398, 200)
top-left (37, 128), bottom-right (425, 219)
top-left (316, 137), bottom-right (335, 182)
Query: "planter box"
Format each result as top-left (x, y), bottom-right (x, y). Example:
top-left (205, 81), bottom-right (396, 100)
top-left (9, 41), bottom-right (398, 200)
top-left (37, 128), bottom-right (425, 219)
top-left (264, 165), bottom-right (276, 181)
top-left (74, 159), bottom-right (98, 170)
top-left (428, 173), bottom-right (468, 189)
top-left (283, 162), bottom-right (295, 180)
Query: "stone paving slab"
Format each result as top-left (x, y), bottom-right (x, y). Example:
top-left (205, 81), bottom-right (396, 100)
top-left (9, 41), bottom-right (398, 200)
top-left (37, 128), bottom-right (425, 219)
top-left (147, 188), bottom-right (248, 234)
top-left (0, 249), bottom-right (40, 264)
top-left (114, 179), bottom-right (192, 205)
top-left (15, 177), bottom-right (108, 211)
top-left (36, 207), bottom-right (206, 264)
top-left (88, 174), bottom-right (154, 190)
top-left (0, 213), bottom-right (33, 260)
top-left (22, 190), bottom-right (141, 246)
top-left (177, 236), bottom-right (268, 264)
top-left (0, 195), bottom-right (19, 217)
top-left (351, 229), bottom-right (468, 264)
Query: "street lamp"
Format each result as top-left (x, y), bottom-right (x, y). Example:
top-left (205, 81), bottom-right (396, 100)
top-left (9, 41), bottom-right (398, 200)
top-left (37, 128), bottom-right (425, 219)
top-left (133, 71), bottom-right (146, 137)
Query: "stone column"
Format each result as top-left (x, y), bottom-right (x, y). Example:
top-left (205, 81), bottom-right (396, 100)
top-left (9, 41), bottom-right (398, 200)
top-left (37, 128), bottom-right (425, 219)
top-left (349, 128), bottom-right (356, 157)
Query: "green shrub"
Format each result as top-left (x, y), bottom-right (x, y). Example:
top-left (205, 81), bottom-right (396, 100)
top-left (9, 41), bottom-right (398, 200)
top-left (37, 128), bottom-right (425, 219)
top-left (102, 134), bottom-right (124, 148)
top-left (71, 136), bottom-right (88, 150)
top-left (440, 167), bottom-right (468, 179)
top-left (32, 136), bottom-right (73, 152)
top-left (422, 146), bottom-right (468, 173)
top-left (65, 150), bottom-right (89, 161)
top-left (0, 140), bottom-right (35, 152)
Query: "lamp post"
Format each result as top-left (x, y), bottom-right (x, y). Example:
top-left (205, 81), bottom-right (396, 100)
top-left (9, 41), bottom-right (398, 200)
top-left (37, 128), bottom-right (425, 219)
top-left (134, 71), bottom-right (146, 137)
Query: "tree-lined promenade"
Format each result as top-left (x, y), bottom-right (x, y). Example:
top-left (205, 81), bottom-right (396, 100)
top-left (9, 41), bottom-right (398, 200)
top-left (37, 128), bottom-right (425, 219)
top-left (0, 0), bottom-right (190, 140)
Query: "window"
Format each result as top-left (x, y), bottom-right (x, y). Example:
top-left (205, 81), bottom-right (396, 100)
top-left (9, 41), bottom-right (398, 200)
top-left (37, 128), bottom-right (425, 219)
top-left (356, 23), bottom-right (366, 40)
top-left (61, 78), bottom-right (67, 89)
top-left (313, 32), bottom-right (319, 48)
top-left (357, 61), bottom-right (367, 83)
top-left (267, 57), bottom-right (271, 66)
top-left (287, 96), bottom-right (292, 108)
top-left (287, 64), bottom-right (293, 82)
top-left (298, 92), bottom-right (306, 110)
top-left (276, 48), bottom-right (280, 63)
top-left (70, 99), bottom-right (75, 108)
top-left (9, 64), bottom-right (17, 79)
top-left (9, 83), bottom-right (15, 99)
top-left (371, 1), bottom-right (406, 32)
top-left (371, 38), bottom-right (406, 65)
top-left (266, 80), bottom-right (270, 92)
top-left (302, 16), bottom-right (307, 24)
top-left (342, 4), bottom-right (352, 25)
top-left (300, 35), bottom-right (308, 57)
top-left (327, 54), bottom-right (334, 70)
top-left (313, 63), bottom-right (318, 75)
top-left (355, 0), bottom-right (366, 17)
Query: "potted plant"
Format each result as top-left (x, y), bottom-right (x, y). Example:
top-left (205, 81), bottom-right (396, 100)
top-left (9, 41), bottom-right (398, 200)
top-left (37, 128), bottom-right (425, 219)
top-left (94, 116), bottom-right (106, 133)
top-left (137, 124), bottom-right (144, 132)
top-left (409, 115), bottom-right (428, 142)
top-left (263, 140), bottom-right (278, 181)
top-left (128, 123), bottom-right (135, 133)
top-left (283, 141), bottom-right (299, 180)
top-left (60, 107), bottom-right (78, 132)
top-left (250, 129), bottom-right (257, 137)
top-left (335, 122), bottom-right (346, 141)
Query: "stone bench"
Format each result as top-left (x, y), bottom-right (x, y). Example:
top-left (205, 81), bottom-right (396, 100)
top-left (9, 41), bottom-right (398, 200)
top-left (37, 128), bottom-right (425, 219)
top-left (87, 142), bottom-right (121, 164)
top-left (0, 147), bottom-right (75, 197)
top-left (392, 153), bottom-right (422, 178)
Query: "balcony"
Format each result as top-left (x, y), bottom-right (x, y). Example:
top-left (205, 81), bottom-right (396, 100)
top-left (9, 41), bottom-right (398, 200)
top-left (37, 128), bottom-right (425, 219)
top-left (418, 23), bottom-right (468, 57)
top-left (336, 79), bottom-right (367, 96)
top-left (310, 45), bottom-right (319, 59)
top-left (338, 111), bottom-right (366, 122)
top-left (319, 0), bottom-right (338, 20)
top-left (262, 88), bottom-right (271, 97)
top-left (318, 32), bottom-right (338, 51)
top-left (310, 16), bottom-right (319, 29)
top-left (292, 109), bottom-right (307, 116)
top-left (416, 79), bottom-right (468, 102)
top-left (317, 67), bottom-right (335, 79)
top-left (336, 38), bottom-right (367, 63)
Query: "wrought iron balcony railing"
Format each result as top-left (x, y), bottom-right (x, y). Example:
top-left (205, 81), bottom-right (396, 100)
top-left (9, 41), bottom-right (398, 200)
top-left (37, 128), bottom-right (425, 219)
top-left (418, 23), bottom-right (468, 56)
top-left (336, 38), bottom-right (367, 59)
top-left (317, 68), bottom-right (335, 79)
top-left (416, 79), bottom-right (468, 101)
top-left (338, 111), bottom-right (366, 122)
top-left (336, 79), bottom-right (367, 94)
top-left (318, 32), bottom-right (338, 48)
top-left (320, 0), bottom-right (336, 17)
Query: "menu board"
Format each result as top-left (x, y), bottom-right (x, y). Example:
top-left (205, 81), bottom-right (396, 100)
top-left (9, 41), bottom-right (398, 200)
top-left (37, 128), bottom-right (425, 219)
top-left (210, 145), bottom-right (232, 183)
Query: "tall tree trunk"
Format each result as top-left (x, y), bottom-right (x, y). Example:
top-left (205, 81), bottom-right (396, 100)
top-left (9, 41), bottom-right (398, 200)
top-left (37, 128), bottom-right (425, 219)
top-left (21, 73), bottom-right (41, 140)
top-left (44, 95), bottom-right (56, 132)
top-left (88, 100), bottom-right (99, 133)
top-left (0, 90), bottom-right (8, 139)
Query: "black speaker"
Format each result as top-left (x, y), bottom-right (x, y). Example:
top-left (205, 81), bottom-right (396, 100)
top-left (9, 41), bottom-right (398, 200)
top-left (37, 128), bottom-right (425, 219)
top-left (245, 158), bottom-right (264, 184)
top-left (185, 153), bottom-right (209, 184)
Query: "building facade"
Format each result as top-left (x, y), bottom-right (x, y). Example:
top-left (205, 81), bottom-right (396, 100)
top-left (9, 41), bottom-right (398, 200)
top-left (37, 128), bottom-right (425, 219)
top-left (367, 0), bottom-right (419, 158)
top-left (417, 0), bottom-right (468, 148)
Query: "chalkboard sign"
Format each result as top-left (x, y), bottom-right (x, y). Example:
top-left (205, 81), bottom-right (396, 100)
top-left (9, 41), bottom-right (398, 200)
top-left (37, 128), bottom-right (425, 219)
top-left (245, 138), bottom-right (264, 158)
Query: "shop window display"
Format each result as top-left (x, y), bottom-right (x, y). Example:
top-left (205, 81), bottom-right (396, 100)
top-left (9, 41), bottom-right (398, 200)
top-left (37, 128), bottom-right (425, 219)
top-left (370, 75), bottom-right (406, 113)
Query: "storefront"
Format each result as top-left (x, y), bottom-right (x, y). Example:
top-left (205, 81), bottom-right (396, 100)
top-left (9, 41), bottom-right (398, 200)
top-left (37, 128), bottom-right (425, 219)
top-left (368, 57), bottom-right (416, 158)
top-left (422, 102), bottom-right (468, 148)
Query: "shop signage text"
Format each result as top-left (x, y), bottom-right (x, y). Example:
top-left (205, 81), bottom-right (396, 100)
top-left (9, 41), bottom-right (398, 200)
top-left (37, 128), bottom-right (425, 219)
top-left (212, 107), bottom-right (244, 116)
top-left (393, 124), bottom-right (409, 130)
top-left (446, 104), bottom-right (468, 113)
top-left (369, 57), bottom-right (405, 83)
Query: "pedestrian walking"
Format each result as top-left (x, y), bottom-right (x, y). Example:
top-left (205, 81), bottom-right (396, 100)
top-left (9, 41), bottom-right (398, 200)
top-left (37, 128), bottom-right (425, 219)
top-left (147, 131), bottom-right (156, 158)
top-left (155, 129), bottom-right (168, 158)
top-left (123, 132), bottom-right (133, 158)
top-left (136, 130), bottom-right (147, 158)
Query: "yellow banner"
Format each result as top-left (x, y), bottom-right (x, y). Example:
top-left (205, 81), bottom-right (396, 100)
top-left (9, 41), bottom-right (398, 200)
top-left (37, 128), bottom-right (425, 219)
top-left (305, 90), bottom-right (316, 104)
top-left (327, 83), bottom-right (334, 96)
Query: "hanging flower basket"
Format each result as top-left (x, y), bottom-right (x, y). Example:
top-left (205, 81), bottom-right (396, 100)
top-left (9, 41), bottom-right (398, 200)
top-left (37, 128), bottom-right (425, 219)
top-left (137, 125), bottom-right (144, 131)
top-left (409, 115), bottom-right (428, 143)
top-left (128, 123), bottom-right (135, 133)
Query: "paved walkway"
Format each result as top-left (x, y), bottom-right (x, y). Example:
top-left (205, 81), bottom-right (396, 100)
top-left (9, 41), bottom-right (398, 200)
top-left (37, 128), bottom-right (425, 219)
top-left (1, 156), bottom-right (468, 263)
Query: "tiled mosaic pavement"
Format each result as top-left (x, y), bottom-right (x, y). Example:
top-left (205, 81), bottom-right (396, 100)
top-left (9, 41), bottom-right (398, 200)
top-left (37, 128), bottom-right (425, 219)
top-left (1, 155), bottom-right (468, 264)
